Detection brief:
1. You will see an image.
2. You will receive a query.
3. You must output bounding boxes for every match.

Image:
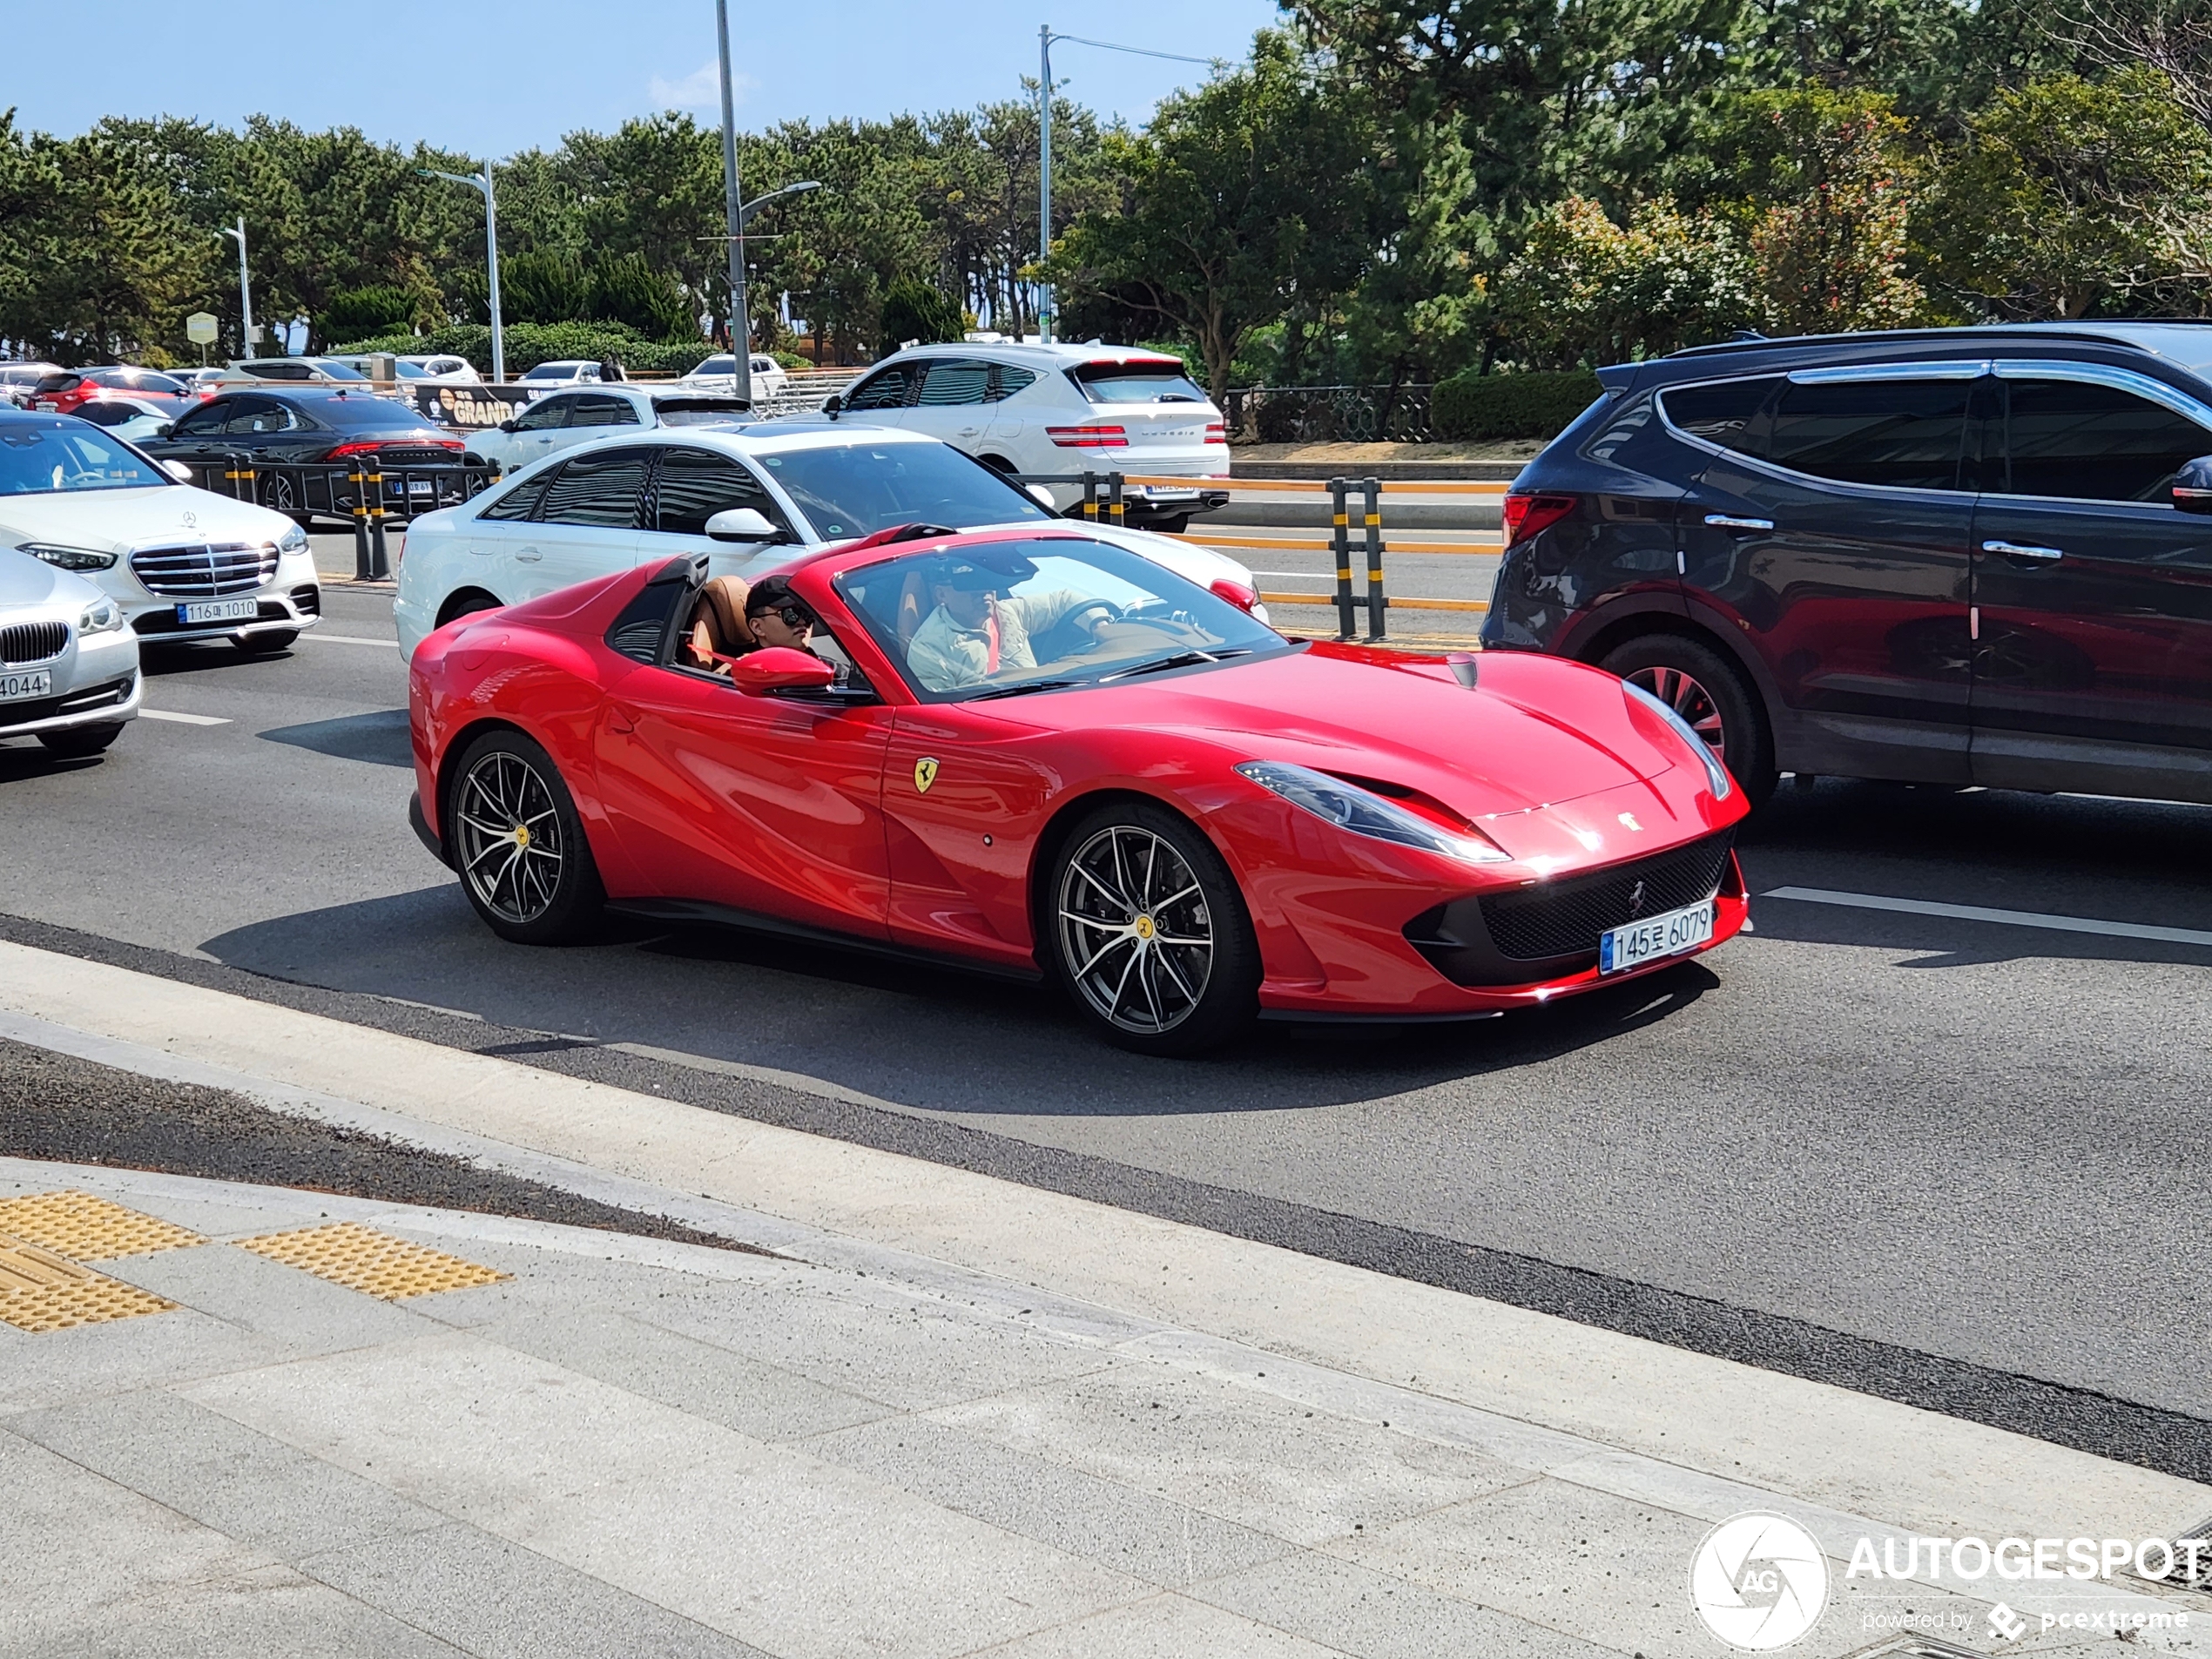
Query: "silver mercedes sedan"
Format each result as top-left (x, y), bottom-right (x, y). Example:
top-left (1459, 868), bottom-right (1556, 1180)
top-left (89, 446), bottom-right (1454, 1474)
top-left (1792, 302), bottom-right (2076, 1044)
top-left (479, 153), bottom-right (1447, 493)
top-left (0, 545), bottom-right (140, 757)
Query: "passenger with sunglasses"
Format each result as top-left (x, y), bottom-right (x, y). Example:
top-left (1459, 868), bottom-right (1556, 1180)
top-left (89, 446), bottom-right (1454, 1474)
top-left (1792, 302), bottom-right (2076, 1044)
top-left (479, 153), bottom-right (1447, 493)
top-left (681, 573), bottom-right (823, 675)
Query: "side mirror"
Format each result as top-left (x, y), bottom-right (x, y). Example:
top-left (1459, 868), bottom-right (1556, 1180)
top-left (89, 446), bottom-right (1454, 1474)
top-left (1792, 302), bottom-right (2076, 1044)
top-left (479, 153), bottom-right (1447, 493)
top-left (705, 507), bottom-right (779, 543)
top-left (822, 393), bottom-right (842, 420)
top-left (155, 422), bottom-right (174, 440)
top-left (1026, 482), bottom-right (1055, 509)
top-left (162, 460), bottom-right (193, 482)
top-left (2175, 455), bottom-right (2212, 513)
top-left (496, 418), bottom-right (518, 433)
top-left (731, 646), bottom-right (835, 696)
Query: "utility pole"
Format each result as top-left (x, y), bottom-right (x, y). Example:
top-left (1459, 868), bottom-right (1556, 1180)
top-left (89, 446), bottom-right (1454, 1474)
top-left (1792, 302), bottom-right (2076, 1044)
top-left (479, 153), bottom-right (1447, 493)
top-left (219, 219), bottom-right (253, 355)
top-left (1038, 24), bottom-right (1053, 345)
top-left (716, 0), bottom-right (751, 403)
top-left (421, 165), bottom-right (505, 383)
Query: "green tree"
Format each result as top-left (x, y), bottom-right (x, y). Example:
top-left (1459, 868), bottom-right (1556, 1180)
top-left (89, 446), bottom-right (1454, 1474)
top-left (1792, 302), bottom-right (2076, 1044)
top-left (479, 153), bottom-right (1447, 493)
top-left (880, 278), bottom-right (964, 347)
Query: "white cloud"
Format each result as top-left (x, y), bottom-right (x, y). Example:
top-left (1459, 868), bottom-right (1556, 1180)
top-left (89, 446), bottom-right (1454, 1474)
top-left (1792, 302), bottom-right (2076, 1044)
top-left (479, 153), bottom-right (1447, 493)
top-left (648, 60), bottom-right (755, 111)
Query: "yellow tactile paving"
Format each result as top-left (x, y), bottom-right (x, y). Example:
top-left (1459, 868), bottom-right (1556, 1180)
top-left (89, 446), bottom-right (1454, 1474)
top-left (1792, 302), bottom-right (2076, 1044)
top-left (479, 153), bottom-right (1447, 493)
top-left (0, 1232), bottom-right (176, 1333)
top-left (0, 1190), bottom-right (206, 1261)
top-left (232, 1222), bottom-right (509, 1300)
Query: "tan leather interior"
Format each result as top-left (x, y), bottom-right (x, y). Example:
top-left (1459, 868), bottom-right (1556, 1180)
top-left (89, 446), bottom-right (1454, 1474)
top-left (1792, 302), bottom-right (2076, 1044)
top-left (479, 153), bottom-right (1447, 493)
top-left (684, 576), bottom-right (758, 669)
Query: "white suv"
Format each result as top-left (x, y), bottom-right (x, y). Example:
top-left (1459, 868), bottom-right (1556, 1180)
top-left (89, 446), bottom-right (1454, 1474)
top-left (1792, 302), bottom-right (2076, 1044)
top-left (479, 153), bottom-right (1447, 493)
top-left (469, 387), bottom-right (750, 475)
top-left (678, 354), bottom-right (791, 401)
top-left (826, 343), bottom-right (1231, 532)
top-left (393, 423), bottom-right (1264, 659)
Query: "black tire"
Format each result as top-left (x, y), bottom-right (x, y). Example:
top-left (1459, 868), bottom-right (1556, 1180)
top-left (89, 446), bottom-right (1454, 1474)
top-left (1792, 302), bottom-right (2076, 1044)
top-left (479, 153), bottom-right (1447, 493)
top-left (1601, 632), bottom-right (1777, 806)
top-left (236, 629), bottom-right (297, 655)
top-left (1043, 800), bottom-right (1260, 1056)
top-left (445, 729), bottom-right (604, 945)
top-left (37, 722), bottom-right (124, 758)
top-left (438, 589), bottom-right (502, 628)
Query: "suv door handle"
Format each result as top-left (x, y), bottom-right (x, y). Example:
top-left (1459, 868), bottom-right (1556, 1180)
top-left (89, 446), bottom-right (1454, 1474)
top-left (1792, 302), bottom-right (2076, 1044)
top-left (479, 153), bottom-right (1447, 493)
top-left (516, 545), bottom-right (543, 563)
top-left (1703, 514), bottom-right (1775, 531)
top-left (1982, 539), bottom-right (2063, 562)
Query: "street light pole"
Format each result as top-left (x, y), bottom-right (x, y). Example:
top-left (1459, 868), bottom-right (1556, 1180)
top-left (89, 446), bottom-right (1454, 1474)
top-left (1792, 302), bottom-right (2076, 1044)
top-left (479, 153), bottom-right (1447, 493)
top-left (1038, 25), bottom-right (1053, 344)
top-left (219, 219), bottom-right (253, 356)
top-left (715, 0), bottom-right (750, 404)
top-left (421, 165), bottom-right (505, 383)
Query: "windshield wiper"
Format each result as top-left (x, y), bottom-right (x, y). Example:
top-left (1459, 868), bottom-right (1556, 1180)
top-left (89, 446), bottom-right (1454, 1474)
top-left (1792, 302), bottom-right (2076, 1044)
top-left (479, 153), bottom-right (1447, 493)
top-left (1100, 648), bottom-right (1251, 682)
top-left (969, 677), bottom-right (1089, 700)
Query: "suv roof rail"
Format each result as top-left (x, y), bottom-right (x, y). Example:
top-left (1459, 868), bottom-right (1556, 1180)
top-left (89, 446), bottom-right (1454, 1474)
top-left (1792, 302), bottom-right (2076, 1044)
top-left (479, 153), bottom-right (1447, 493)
top-left (1665, 322), bottom-right (2212, 361)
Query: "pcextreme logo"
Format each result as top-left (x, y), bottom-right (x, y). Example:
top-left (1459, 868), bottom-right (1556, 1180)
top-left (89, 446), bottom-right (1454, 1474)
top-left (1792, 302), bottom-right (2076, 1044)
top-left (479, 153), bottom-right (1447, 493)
top-left (1689, 1512), bottom-right (1830, 1650)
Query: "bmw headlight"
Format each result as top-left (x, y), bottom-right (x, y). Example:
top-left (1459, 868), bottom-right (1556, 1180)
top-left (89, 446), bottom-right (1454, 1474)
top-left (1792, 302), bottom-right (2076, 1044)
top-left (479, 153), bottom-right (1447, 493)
top-left (1237, 760), bottom-right (1510, 864)
top-left (78, 597), bottom-right (124, 634)
top-left (277, 523), bottom-right (310, 556)
top-left (1623, 679), bottom-right (1732, 799)
top-left (19, 542), bottom-right (117, 571)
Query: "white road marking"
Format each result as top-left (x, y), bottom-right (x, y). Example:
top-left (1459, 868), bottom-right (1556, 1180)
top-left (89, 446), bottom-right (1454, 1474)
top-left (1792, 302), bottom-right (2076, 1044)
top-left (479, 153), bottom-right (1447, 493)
top-left (1763, 885), bottom-right (2212, 948)
top-left (297, 632), bottom-right (400, 649)
top-left (138, 708), bottom-right (230, 726)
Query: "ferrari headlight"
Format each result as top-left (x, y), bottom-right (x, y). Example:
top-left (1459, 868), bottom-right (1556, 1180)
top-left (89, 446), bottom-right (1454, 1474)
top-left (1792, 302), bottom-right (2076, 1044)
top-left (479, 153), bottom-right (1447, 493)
top-left (1623, 678), bottom-right (1732, 799)
top-left (78, 597), bottom-right (124, 634)
top-left (1237, 760), bottom-right (1510, 864)
top-left (19, 542), bottom-right (116, 571)
top-left (277, 523), bottom-right (310, 556)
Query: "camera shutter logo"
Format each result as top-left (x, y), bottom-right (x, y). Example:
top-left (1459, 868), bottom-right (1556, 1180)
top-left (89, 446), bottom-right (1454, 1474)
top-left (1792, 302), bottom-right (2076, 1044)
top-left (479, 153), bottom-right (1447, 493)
top-left (1689, 1512), bottom-right (1829, 1650)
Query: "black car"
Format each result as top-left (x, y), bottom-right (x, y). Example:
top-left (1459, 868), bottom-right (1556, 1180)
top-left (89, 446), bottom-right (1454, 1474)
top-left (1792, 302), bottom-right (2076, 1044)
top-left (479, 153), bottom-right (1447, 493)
top-left (1482, 322), bottom-right (2212, 807)
top-left (143, 387), bottom-right (467, 524)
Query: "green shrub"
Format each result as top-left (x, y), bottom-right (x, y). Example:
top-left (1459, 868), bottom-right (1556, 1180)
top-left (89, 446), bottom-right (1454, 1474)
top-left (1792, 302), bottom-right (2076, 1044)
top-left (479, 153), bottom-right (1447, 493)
top-left (319, 286), bottom-right (416, 341)
top-left (328, 320), bottom-right (712, 381)
top-left (1431, 368), bottom-right (1604, 441)
top-left (879, 279), bottom-right (963, 350)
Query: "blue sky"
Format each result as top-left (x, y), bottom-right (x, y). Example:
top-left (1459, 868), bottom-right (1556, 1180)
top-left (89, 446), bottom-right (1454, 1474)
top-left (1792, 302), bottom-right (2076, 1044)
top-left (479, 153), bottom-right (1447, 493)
top-left (3, 1), bottom-right (1289, 158)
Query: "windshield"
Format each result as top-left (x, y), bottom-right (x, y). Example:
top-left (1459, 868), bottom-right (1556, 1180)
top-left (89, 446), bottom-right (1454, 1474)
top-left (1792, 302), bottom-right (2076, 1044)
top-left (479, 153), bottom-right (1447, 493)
top-left (835, 536), bottom-right (1286, 702)
top-left (0, 421), bottom-right (170, 494)
top-left (522, 363), bottom-right (582, 381)
top-left (691, 355), bottom-right (736, 375)
top-left (1071, 362), bottom-right (1211, 405)
top-left (759, 441), bottom-right (1049, 540)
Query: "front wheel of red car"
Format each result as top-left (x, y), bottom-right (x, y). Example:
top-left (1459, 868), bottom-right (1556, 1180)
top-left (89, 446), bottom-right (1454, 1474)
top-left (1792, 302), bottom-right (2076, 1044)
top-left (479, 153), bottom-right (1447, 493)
top-left (1046, 803), bottom-right (1260, 1057)
top-left (447, 730), bottom-right (604, 945)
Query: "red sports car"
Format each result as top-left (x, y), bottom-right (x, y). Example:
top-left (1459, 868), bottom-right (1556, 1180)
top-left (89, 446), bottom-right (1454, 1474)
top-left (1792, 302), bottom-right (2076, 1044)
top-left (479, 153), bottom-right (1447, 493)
top-left (408, 526), bottom-right (1750, 1054)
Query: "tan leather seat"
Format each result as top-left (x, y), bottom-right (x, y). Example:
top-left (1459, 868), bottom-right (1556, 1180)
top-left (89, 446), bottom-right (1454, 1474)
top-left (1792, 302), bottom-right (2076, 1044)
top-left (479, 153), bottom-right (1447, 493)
top-left (684, 576), bottom-right (757, 670)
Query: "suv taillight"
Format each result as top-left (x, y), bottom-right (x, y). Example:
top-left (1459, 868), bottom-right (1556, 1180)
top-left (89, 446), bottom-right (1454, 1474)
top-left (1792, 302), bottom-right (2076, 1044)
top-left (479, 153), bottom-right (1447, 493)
top-left (1204, 422), bottom-right (1227, 444)
top-left (1045, 424), bottom-right (1128, 448)
top-left (1501, 492), bottom-right (1577, 546)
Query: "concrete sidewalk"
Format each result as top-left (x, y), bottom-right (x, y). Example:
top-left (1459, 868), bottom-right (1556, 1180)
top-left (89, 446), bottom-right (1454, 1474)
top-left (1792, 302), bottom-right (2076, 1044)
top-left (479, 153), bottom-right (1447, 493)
top-left (1, 941), bottom-right (2206, 1657)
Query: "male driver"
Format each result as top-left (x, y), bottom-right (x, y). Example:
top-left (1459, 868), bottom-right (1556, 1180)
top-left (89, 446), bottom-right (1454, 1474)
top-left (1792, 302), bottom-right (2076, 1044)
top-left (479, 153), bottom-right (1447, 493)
top-left (904, 556), bottom-right (1111, 691)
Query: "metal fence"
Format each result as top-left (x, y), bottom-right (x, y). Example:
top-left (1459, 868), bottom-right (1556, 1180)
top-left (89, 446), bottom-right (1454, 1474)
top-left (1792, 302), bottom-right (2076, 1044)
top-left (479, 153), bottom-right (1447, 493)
top-left (175, 451), bottom-right (501, 581)
top-left (1218, 383), bottom-right (1439, 446)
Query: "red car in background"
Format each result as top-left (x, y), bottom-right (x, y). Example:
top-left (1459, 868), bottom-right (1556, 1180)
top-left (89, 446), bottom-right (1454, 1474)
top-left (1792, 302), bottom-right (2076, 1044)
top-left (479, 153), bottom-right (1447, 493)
top-left (408, 527), bottom-right (1749, 1054)
top-left (29, 366), bottom-right (193, 416)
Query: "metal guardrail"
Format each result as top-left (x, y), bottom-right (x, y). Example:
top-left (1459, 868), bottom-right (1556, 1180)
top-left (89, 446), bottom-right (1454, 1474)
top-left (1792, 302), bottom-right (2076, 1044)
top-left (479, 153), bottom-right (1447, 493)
top-left (176, 450), bottom-right (501, 582)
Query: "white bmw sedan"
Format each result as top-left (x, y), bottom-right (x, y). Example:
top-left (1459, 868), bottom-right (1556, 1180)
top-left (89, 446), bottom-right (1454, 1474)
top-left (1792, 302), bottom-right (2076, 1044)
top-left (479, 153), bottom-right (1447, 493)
top-left (395, 422), bottom-right (1264, 658)
top-left (0, 412), bottom-right (321, 653)
top-left (0, 545), bottom-right (139, 757)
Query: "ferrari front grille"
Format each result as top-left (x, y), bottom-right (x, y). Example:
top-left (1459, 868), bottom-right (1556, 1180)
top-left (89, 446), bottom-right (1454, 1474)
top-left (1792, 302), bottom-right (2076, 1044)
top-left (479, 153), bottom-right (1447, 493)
top-left (0, 620), bottom-right (68, 664)
top-left (130, 542), bottom-right (275, 598)
top-left (1480, 833), bottom-right (1734, 961)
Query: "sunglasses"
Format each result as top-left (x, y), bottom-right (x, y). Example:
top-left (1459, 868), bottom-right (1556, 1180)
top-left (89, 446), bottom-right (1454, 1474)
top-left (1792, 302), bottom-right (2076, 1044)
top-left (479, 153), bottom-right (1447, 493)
top-left (750, 604), bottom-right (812, 631)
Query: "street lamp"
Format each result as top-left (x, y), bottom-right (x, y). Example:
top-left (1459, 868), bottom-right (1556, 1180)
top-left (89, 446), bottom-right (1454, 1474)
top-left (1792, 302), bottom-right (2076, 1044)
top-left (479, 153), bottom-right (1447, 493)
top-left (698, 179), bottom-right (823, 398)
top-left (1035, 30), bottom-right (1218, 345)
top-left (420, 165), bottom-right (504, 384)
top-left (219, 218), bottom-right (253, 356)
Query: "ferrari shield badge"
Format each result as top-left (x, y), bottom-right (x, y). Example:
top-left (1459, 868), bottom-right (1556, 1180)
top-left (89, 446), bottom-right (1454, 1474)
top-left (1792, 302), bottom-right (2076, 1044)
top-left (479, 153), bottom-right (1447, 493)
top-left (914, 757), bottom-right (940, 793)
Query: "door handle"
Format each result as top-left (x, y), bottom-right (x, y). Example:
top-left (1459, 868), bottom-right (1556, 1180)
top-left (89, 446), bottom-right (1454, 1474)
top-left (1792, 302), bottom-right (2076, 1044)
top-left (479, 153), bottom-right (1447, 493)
top-left (958, 425), bottom-right (981, 436)
top-left (1982, 539), bottom-right (2063, 563)
top-left (516, 546), bottom-right (542, 563)
top-left (1703, 514), bottom-right (1774, 531)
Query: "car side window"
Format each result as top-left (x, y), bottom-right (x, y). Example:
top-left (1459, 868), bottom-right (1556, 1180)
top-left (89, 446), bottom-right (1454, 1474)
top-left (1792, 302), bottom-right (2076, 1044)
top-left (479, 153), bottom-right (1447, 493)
top-left (535, 448), bottom-right (650, 528)
top-left (916, 361), bottom-right (991, 406)
top-left (169, 401), bottom-right (231, 438)
top-left (220, 397), bottom-right (286, 435)
top-left (651, 448), bottom-right (792, 536)
top-left (511, 397), bottom-right (571, 433)
top-left (1762, 378), bottom-right (1971, 490)
top-left (566, 394), bottom-right (637, 430)
top-left (842, 365), bottom-right (918, 410)
top-left (478, 473), bottom-right (551, 522)
top-left (604, 570), bottom-right (691, 663)
top-left (986, 365), bottom-right (1036, 402)
top-left (1998, 379), bottom-right (2212, 503)
top-left (1658, 377), bottom-right (1780, 454)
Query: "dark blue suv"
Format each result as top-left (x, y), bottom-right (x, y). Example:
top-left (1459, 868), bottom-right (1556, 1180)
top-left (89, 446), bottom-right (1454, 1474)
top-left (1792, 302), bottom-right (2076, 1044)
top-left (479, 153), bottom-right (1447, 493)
top-left (1481, 324), bottom-right (2212, 806)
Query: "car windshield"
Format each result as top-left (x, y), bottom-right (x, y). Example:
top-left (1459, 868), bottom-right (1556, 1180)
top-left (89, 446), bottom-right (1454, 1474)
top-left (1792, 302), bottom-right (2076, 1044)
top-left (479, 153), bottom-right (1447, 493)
top-left (522, 364), bottom-right (581, 381)
top-left (691, 355), bottom-right (736, 376)
top-left (759, 441), bottom-right (1049, 540)
top-left (0, 422), bottom-right (170, 493)
top-left (835, 536), bottom-right (1287, 701)
top-left (1071, 363), bottom-right (1211, 405)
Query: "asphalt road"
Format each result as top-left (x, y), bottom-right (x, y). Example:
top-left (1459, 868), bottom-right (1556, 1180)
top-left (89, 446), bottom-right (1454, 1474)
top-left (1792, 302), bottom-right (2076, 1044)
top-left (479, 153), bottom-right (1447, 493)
top-left (3, 571), bottom-right (2207, 1463)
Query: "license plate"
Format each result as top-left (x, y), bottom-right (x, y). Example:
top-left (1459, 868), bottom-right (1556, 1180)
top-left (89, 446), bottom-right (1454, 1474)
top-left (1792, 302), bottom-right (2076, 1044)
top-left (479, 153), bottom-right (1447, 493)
top-left (1600, 897), bottom-right (1716, 974)
top-left (408, 479), bottom-right (435, 494)
top-left (0, 670), bottom-right (51, 700)
top-left (178, 598), bottom-right (260, 624)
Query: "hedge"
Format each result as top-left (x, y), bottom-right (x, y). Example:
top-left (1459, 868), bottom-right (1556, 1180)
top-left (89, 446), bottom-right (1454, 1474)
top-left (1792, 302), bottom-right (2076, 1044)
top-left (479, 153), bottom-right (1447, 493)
top-left (327, 320), bottom-right (713, 380)
top-left (1431, 369), bottom-right (1604, 441)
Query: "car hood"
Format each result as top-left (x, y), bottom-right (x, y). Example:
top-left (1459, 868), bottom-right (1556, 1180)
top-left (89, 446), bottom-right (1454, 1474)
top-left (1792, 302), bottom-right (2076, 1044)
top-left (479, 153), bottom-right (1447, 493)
top-left (0, 546), bottom-right (100, 611)
top-left (0, 484), bottom-right (295, 551)
top-left (1016, 644), bottom-right (1707, 831)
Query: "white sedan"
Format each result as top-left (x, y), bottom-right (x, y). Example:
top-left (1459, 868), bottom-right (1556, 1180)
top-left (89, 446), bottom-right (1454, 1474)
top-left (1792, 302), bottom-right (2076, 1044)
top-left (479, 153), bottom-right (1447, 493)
top-left (394, 423), bottom-right (1264, 659)
top-left (0, 545), bottom-right (139, 757)
top-left (675, 353), bottom-right (790, 401)
top-left (468, 386), bottom-right (750, 475)
top-left (0, 412), bottom-right (320, 654)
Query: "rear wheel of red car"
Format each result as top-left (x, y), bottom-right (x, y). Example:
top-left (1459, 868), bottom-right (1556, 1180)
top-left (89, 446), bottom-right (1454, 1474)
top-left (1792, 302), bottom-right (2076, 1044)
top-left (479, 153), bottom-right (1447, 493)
top-left (1601, 633), bottom-right (1777, 806)
top-left (448, 730), bottom-right (604, 945)
top-left (1046, 802), bottom-right (1259, 1056)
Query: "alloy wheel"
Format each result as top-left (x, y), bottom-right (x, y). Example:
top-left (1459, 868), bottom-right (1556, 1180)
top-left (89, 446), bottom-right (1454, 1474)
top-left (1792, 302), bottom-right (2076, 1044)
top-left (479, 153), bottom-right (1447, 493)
top-left (1057, 825), bottom-right (1215, 1035)
top-left (455, 750), bottom-right (566, 925)
top-left (1628, 665), bottom-right (1727, 761)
